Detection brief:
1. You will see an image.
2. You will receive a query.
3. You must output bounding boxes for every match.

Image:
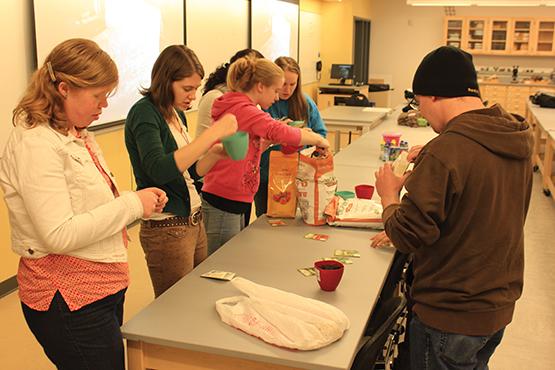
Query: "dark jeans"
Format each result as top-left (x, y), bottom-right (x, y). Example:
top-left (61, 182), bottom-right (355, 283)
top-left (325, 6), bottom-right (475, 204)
top-left (22, 289), bottom-right (126, 370)
top-left (409, 315), bottom-right (505, 370)
top-left (254, 180), bottom-right (268, 217)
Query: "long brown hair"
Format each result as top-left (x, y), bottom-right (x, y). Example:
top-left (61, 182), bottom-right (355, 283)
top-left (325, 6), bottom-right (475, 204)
top-left (227, 56), bottom-right (283, 93)
top-left (141, 45), bottom-right (204, 119)
top-left (274, 56), bottom-right (308, 122)
top-left (13, 38), bottom-right (118, 132)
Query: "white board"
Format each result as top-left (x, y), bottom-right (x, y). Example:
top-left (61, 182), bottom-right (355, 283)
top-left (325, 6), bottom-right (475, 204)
top-left (33, 0), bottom-right (184, 128)
top-left (185, 0), bottom-right (250, 111)
top-left (299, 10), bottom-right (321, 84)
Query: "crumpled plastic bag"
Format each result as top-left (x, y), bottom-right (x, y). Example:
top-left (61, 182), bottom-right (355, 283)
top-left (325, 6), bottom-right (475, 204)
top-left (215, 277), bottom-right (350, 350)
top-left (324, 196), bottom-right (384, 229)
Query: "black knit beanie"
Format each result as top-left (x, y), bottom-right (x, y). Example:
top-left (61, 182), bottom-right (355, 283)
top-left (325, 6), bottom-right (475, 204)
top-left (412, 46), bottom-right (480, 98)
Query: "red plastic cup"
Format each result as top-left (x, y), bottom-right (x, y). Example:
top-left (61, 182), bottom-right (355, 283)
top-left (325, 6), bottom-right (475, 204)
top-left (382, 132), bottom-right (402, 146)
top-left (355, 184), bottom-right (375, 199)
top-left (280, 144), bottom-right (302, 154)
top-left (314, 260), bottom-right (344, 291)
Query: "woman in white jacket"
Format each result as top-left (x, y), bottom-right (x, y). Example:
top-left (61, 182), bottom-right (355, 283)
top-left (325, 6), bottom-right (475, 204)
top-left (0, 38), bottom-right (167, 370)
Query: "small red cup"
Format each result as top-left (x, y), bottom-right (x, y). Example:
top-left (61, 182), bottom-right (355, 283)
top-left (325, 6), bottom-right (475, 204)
top-left (355, 184), bottom-right (375, 199)
top-left (280, 144), bottom-right (302, 154)
top-left (314, 260), bottom-right (344, 291)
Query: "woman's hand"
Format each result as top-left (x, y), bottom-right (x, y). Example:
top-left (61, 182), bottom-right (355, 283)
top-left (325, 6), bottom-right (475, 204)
top-left (318, 137), bottom-right (330, 149)
top-left (136, 188), bottom-right (168, 218)
top-left (407, 145), bottom-right (424, 162)
top-left (207, 143), bottom-right (228, 160)
top-left (211, 113), bottom-right (238, 140)
top-left (370, 231), bottom-right (392, 248)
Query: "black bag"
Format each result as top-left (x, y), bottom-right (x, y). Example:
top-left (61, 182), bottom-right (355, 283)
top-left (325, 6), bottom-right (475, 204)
top-left (344, 93), bottom-right (374, 107)
top-left (530, 91), bottom-right (555, 108)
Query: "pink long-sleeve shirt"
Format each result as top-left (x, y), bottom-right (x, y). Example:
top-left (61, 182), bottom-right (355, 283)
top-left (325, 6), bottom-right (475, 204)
top-left (202, 92), bottom-right (301, 203)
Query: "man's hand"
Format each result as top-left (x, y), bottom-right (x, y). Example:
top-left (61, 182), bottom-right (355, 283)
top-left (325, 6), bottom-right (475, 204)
top-left (370, 231), bottom-right (392, 248)
top-left (374, 163), bottom-right (408, 208)
top-left (407, 145), bottom-right (424, 162)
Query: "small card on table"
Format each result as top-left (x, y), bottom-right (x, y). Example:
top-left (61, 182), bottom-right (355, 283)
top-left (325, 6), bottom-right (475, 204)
top-left (334, 249), bottom-right (360, 258)
top-left (297, 267), bottom-right (317, 277)
top-left (268, 219), bottom-right (287, 227)
top-left (304, 233), bottom-right (329, 241)
top-left (201, 270), bottom-right (236, 281)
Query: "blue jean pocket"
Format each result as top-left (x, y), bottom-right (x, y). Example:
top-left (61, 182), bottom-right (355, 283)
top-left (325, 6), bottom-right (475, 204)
top-left (437, 331), bottom-right (489, 366)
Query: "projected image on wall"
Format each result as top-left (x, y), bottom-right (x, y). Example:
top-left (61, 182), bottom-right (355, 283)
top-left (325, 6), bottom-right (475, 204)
top-left (251, 0), bottom-right (299, 62)
top-left (34, 0), bottom-right (184, 128)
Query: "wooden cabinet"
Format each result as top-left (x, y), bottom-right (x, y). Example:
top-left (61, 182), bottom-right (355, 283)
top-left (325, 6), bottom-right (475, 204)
top-left (489, 19), bottom-right (511, 54)
top-left (506, 86), bottom-right (530, 116)
top-left (481, 83), bottom-right (555, 117)
top-left (480, 84), bottom-right (508, 109)
top-left (445, 17), bottom-right (464, 48)
top-left (511, 19), bottom-right (534, 54)
top-left (444, 17), bottom-right (555, 56)
top-left (535, 20), bottom-right (555, 55)
top-left (465, 18), bottom-right (488, 53)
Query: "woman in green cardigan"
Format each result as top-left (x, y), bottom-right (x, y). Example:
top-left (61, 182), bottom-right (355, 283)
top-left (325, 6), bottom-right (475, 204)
top-left (125, 45), bottom-right (237, 297)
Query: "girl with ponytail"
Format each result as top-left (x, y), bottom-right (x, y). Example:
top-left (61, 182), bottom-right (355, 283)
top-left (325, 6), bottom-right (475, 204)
top-left (196, 49), bottom-right (264, 138)
top-left (201, 56), bottom-right (330, 255)
top-left (255, 56), bottom-right (327, 216)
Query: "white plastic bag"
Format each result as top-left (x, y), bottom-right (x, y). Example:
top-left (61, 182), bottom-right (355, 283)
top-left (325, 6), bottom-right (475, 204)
top-left (324, 196), bottom-right (384, 229)
top-left (215, 277), bottom-right (350, 350)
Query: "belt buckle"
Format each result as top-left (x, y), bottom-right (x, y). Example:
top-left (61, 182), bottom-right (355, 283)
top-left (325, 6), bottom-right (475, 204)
top-left (190, 209), bottom-right (201, 226)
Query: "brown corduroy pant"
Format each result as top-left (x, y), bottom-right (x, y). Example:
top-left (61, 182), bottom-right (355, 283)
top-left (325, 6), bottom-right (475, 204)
top-left (139, 221), bottom-right (207, 298)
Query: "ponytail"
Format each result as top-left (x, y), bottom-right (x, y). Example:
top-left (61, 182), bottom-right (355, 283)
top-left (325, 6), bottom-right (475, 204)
top-left (227, 57), bottom-right (283, 93)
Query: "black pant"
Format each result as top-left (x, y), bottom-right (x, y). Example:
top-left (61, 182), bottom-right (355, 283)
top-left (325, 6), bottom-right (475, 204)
top-left (22, 289), bottom-right (126, 370)
top-left (254, 180), bottom-right (268, 217)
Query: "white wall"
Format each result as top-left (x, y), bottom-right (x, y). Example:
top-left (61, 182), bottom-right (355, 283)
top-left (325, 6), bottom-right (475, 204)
top-left (369, 0), bottom-right (555, 106)
top-left (0, 0), bottom-right (35, 152)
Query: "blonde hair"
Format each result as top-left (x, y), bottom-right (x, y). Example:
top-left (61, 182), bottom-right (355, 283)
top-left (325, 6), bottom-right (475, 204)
top-left (227, 56), bottom-right (283, 93)
top-left (13, 38), bottom-right (118, 132)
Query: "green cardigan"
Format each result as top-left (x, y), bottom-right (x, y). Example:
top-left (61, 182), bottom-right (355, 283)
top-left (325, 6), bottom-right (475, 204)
top-left (125, 96), bottom-right (200, 217)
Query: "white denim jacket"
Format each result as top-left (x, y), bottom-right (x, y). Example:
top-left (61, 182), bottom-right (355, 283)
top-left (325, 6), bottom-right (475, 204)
top-left (0, 124), bottom-right (143, 262)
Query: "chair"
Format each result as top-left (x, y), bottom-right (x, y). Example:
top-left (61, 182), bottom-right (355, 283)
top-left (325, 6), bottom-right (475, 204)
top-left (365, 251), bottom-right (410, 335)
top-left (350, 296), bottom-right (408, 370)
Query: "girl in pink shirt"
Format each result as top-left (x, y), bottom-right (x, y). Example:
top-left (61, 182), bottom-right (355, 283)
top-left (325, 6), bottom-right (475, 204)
top-left (201, 57), bottom-right (329, 254)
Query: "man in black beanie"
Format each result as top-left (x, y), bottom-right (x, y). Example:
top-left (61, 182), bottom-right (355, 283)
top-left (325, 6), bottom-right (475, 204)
top-left (374, 46), bottom-right (534, 369)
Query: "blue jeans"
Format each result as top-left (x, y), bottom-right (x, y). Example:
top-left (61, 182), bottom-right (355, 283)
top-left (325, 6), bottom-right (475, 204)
top-left (409, 316), bottom-right (505, 370)
top-left (202, 199), bottom-right (244, 256)
top-left (22, 289), bottom-right (126, 370)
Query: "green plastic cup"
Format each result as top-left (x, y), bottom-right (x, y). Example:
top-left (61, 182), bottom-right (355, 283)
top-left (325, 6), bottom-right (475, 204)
top-left (222, 131), bottom-right (249, 160)
top-left (417, 117), bottom-right (428, 127)
top-left (288, 120), bottom-right (305, 128)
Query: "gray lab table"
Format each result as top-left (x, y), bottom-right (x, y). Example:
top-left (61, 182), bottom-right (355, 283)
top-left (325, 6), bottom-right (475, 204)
top-left (122, 216), bottom-right (393, 370)
top-left (320, 106), bottom-right (388, 153)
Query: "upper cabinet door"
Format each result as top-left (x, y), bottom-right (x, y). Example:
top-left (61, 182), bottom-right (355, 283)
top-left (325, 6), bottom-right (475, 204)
top-left (511, 19), bottom-right (534, 54)
top-left (465, 18), bottom-right (488, 54)
top-left (535, 20), bottom-right (555, 55)
top-left (489, 19), bottom-right (511, 54)
top-left (445, 17), bottom-right (464, 49)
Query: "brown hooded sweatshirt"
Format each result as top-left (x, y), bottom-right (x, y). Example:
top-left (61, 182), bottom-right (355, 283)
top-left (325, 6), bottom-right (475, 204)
top-left (383, 105), bottom-right (534, 336)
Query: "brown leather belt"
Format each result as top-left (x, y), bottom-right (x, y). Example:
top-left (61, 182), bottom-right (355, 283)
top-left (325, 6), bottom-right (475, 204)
top-left (141, 208), bottom-right (202, 228)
